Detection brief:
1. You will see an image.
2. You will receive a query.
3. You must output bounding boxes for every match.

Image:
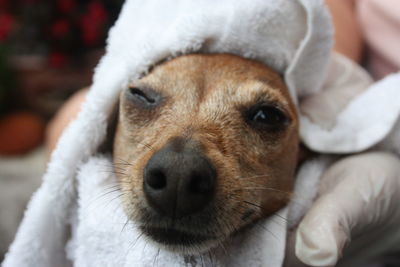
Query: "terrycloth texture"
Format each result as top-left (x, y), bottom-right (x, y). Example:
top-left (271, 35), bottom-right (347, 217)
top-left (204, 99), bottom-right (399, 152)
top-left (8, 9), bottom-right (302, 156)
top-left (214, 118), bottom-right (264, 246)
top-left (3, 0), bottom-right (400, 266)
top-left (301, 70), bottom-right (400, 153)
top-left (300, 52), bottom-right (374, 130)
top-left (66, 156), bottom-right (328, 267)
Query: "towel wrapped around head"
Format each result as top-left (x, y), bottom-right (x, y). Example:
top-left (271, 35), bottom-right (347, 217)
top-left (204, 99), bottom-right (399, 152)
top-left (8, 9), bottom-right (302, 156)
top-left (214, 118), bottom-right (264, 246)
top-left (3, 0), bottom-right (400, 266)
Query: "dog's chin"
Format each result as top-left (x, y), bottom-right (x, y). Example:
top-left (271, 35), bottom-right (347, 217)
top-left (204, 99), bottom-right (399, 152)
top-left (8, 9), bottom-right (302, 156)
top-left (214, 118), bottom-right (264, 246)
top-left (140, 226), bottom-right (222, 254)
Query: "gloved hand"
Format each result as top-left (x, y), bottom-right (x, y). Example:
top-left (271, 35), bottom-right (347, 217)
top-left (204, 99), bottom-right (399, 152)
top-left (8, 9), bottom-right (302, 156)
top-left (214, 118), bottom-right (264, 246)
top-left (285, 151), bottom-right (400, 267)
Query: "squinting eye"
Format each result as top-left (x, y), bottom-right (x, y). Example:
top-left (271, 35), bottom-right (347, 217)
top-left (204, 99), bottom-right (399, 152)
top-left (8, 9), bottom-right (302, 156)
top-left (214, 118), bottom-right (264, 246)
top-left (129, 87), bottom-right (156, 104)
top-left (247, 105), bottom-right (288, 129)
top-left (126, 86), bottom-right (163, 109)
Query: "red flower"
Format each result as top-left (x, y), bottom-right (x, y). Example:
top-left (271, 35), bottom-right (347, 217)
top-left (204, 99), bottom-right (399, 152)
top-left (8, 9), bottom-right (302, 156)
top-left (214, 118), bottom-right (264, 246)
top-left (0, 13), bottom-right (14, 41)
top-left (19, 0), bottom-right (39, 4)
top-left (57, 0), bottom-right (76, 14)
top-left (87, 1), bottom-right (108, 23)
top-left (49, 52), bottom-right (67, 68)
top-left (50, 19), bottom-right (71, 39)
top-left (79, 1), bottom-right (109, 46)
top-left (0, 0), bottom-right (10, 10)
top-left (0, 13), bottom-right (15, 41)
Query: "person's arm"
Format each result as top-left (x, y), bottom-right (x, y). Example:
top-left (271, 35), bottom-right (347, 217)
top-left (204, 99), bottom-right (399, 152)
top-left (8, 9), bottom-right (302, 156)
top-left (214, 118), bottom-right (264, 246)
top-left (325, 0), bottom-right (363, 63)
top-left (46, 88), bottom-right (88, 156)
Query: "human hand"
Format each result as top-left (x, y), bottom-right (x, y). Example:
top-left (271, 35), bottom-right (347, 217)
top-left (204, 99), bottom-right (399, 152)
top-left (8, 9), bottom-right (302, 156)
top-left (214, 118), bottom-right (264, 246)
top-left (285, 152), bottom-right (400, 266)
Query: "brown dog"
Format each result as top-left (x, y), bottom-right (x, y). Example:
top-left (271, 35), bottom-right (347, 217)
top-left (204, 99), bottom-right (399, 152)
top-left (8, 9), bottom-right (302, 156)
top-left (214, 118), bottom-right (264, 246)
top-left (113, 53), bottom-right (299, 253)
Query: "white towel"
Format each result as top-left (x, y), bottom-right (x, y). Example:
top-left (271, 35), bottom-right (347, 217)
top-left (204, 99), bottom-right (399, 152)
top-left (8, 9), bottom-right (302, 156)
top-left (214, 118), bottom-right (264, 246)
top-left (3, 0), bottom-right (400, 266)
top-left (67, 156), bottom-right (330, 267)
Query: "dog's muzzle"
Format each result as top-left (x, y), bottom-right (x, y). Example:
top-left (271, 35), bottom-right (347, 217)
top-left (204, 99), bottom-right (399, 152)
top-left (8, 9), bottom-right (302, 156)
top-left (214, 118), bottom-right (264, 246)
top-left (143, 137), bottom-right (217, 219)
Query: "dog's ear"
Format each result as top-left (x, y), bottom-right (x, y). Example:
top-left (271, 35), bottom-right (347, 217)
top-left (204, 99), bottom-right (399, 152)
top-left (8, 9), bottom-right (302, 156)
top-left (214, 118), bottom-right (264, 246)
top-left (99, 100), bottom-right (119, 154)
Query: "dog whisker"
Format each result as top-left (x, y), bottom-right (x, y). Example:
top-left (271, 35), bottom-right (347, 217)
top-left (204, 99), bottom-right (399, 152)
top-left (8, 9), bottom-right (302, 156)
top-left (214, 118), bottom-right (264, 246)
top-left (233, 174), bottom-right (271, 180)
top-left (207, 251), bottom-right (215, 267)
top-left (240, 201), bottom-right (290, 227)
top-left (200, 254), bottom-right (205, 267)
top-left (114, 157), bottom-right (134, 167)
top-left (98, 170), bottom-right (128, 177)
top-left (121, 217), bottom-right (132, 234)
top-left (97, 166), bottom-right (128, 174)
top-left (96, 162), bottom-right (127, 169)
top-left (96, 164), bottom-right (127, 172)
top-left (86, 187), bottom-right (124, 208)
top-left (232, 200), bottom-right (283, 239)
top-left (112, 166), bottom-right (129, 172)
top-left (153, 248), bottom-right (160, 267)
top-left (95, 192), bottom-right (126, 212)
top-left (218, 240), bottom-right (228, 258)
top-left (270, 211), bottom-right (289, 224)
top-left (240, 209), bottom-right (256, 221)
top-left (233, 186), bottom-right (292, 196)
top-left (226, 194), bottom-right (289, 227)
top-left (112, 162), bottom-right (132, 167)
top-left (99, 188), bottom-right (122, 197)
top-left (255, 223), bottom-right (279, 241)
top-left (137, 141), bottom-right (156, 152)
top-left (231, 187), bottom-right (310, 208)
top-left (124, 231), bottom-right (146, 260)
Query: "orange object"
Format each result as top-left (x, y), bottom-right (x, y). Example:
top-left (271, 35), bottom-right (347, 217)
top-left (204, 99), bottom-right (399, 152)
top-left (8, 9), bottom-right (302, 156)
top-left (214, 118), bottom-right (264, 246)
top-left (0, 112), bottom-right (45, 155)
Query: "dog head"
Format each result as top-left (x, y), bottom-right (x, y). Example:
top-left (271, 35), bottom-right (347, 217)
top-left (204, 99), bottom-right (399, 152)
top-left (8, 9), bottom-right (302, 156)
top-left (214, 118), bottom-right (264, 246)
top-left (113, 53), bottom-right (299, 253)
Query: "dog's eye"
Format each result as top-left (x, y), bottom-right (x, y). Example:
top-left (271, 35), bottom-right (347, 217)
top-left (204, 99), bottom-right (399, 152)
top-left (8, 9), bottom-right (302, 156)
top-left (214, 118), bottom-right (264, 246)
top-left (127, 87), bottom-right (163, 109)
top-left (247, 105), bottom-right (288, 130)
top-left (129, 87), bottom-right (156, 104)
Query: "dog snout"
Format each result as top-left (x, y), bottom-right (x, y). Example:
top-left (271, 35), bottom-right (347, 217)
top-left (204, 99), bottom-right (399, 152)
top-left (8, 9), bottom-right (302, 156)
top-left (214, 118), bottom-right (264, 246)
top-left (143, 138), bottom-right (216, 219)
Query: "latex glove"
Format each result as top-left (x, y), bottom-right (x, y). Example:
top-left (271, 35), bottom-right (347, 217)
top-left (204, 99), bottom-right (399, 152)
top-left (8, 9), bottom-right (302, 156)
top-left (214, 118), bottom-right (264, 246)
top-left (288, 152), bottom-right (400, 266)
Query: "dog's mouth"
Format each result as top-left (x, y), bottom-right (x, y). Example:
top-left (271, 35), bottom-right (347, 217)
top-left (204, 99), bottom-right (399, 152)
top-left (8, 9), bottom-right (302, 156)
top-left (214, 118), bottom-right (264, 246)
top-left (141, 226), bottom-right (217, 248)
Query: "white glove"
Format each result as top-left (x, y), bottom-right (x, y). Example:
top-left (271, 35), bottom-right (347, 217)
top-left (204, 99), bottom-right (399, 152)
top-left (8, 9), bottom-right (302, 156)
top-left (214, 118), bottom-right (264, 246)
top-left (286, 152), bottom-right (400, 266)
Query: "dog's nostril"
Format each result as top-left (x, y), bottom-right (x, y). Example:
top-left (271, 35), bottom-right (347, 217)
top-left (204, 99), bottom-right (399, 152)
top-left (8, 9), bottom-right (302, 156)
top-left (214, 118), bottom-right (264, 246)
top-left (147, 169), bottom-right (167, 190)
top-left (143, 141), bottom-right (217, 218)
top-left (189, 172), bottom-right (212, 194)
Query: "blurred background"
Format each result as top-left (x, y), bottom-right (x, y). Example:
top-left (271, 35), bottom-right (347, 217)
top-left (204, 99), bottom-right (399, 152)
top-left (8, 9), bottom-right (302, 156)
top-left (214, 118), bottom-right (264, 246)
top-left (0, 0), bottom-right (123, 259)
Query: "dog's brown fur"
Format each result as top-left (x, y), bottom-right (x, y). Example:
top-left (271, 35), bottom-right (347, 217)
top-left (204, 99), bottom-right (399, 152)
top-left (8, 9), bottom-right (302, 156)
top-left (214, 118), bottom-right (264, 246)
top-left (113, 53), bottom-right (299, 252)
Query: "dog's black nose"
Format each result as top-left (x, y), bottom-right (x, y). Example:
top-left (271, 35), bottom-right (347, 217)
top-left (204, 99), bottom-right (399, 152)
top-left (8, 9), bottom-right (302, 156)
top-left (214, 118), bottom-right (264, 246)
top-left (143, 138), bottom-right (216, 218)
